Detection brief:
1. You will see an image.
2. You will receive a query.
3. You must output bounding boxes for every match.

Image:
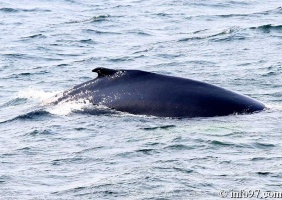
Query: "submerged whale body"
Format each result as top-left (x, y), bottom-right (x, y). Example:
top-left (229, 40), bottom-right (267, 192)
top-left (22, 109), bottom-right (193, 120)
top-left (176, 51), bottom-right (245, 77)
top-left (52, 68), bottom-right (265, 118)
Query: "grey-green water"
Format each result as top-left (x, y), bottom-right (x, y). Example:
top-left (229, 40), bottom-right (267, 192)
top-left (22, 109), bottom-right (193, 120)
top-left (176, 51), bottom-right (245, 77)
top-left (0, 0), bottom-right (282, 199)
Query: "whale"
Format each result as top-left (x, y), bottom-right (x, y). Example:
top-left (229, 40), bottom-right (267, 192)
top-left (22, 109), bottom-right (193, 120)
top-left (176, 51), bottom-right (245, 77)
top-left (51, 67), bottom-right (265, 118)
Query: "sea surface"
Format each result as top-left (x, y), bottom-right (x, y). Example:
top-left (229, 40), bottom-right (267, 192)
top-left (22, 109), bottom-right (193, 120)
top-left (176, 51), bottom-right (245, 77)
top-left (1, 0), bottom-right (282, 199)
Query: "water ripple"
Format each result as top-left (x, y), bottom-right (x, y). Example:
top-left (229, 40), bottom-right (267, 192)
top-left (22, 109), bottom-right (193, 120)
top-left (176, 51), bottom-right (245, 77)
top-left (250, 24), bottom-right (282, 32)
top-left (0, 7), bottom-right (51, 13)
top-left (142, 125), bottom-right (176, 130)
top-left (1, 0), bottom-right (282, 199)
top-left (0, 110), bottom-right (51, 123)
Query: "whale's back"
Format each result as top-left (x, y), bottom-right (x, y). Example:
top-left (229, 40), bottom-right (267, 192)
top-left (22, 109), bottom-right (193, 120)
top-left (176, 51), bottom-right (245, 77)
top-left (52, 68), bottom-right (265, 118)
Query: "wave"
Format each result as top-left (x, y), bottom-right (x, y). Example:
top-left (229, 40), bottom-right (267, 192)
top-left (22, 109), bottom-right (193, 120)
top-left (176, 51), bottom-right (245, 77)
top-left (178, 24), bottom-right (282, 42)
top-left (83, 29), bottom-right (121, 35)
top-left (13, 88), bottom-right (120, 116)
top-left (265, 103), bottom-right (282, 112)
top-left (17, 88), bottom-right (60, 102)
top-left (209, 7), bottom-right (282, 18)
top-left (0, 88), bottom-right (61, 123)
top-left (0, 102), bottom-right (117, 124)
top-left (108, 56), bottom-right (134, 62)
top-left (0, 7), bottom-right (51, 13)
top-left (250, 24), bottom-right (282, 31)
top-left (0, 7), bottom-right (18, 13)
top-left (142, 125), bottom-right (176, 130)
top-left (127, 30), bottom-right (152, 36)
top-left (135, 148), bottom-right (157, 155)
top-left (164, 144), bottom-right (194, 150)
top-left (209, 140), bottom-right (234, 146)
top-left (7, 71), bottom-right (49, 79)
top-left (90, 14), bottom-right (111, 22)
top-left (14, 110), bottom-right (50, 120)
top-left (21, 34), bottom-right (47, 39)
top-left (0, 98), bottom-right (27, 108)
top-left (185, 7), bottom-right (281, 20)
top-left (0, 109), bottom-right (51, 124)
top-left (17, 88), bottom-right (94, 116)
top-left (25, 129), bottom-right (57, 136)
top-left (255, 6), bottom-right (282, 15)
top-left (79, 39), bottom-right (96, 44)
top-left (66, 14), bottom-right (112, 24)
top-left (252, 142), bottom-right (276, 149)
top-left (178, 27), bottom-right (240, 42)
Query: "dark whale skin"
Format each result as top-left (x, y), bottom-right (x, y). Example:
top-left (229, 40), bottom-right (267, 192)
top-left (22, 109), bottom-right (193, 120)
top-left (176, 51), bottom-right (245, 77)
top-left (52, 68), bottom-right (265, 118)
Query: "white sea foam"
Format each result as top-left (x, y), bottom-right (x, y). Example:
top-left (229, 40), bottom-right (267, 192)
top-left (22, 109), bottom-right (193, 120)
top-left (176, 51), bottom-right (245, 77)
top-left (46, 100), bottom-right (92, 116)
top-left (16, 88), bottom-right (85, 116)
top-left (17, 88), bottom-right (61, 102)
top-left (16, 88), bottom-right (110, 116)
top-left (266, 103), bottom-right (282, 111)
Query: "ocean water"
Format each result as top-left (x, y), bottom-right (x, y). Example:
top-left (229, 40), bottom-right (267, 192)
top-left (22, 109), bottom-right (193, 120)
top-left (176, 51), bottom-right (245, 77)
top-left (1, 0), bottom-right (282, 199)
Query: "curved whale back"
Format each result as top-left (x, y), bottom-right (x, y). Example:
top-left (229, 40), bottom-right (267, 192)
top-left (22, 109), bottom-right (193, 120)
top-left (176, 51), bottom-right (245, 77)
top-left (54, 68), bottom-right (265, 118)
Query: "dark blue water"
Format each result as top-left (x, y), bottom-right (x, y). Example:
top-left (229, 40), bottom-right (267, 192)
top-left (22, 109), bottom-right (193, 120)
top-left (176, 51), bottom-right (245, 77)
top-left (1, 0), bottom-right (282, 199)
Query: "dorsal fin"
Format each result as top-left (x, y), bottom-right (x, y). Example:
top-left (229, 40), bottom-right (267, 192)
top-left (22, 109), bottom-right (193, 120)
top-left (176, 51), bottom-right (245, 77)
top-left (92, 67), bottom-right (118, 78)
